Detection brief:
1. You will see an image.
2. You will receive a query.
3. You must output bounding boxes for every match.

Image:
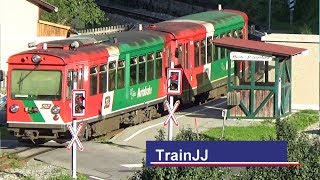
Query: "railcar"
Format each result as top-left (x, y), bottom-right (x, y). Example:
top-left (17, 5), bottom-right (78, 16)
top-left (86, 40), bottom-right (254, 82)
top-left (4, 9), bottom-right (248, 143)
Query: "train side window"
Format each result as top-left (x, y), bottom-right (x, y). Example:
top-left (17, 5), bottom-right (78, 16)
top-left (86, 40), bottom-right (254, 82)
top-left (117, 60), bottom-right (125, 89)
top-left (130, 57), bottom-right (137, 86)
top-left (90, 66), bottom-right (98, 95)
top-left (228, 32), bottom-right (233, 37)
top-left (220, 34), bottom-right (227, 59)
top-left (78, 68), bottom-right (83, 89)
top-left (185, 43), bottom-right (189, 68)
top-left (200, 39), bottom-right (206, 65)
top-left (147, 53), bottom-right (154, 81)
top-left (66, 70), bottom-right (73, 99)
top-left (194, 41), bottom-right (200, 67)
top-left (207, 37), bottom-right (213, 63)
top-left (213, 35), bottom-right (219, 61)
top-left (108, 62), bottom-right (116, 91)
top-left (99, 64), bottom-right (107, 93)
top-left (238, 29), bottom-right (243, 39)
top-left (155, 51), bottom-right (162, 79)
top-left (177, 44), bottom-right (183, 68)
top-left (138, 55), bottom-right (146, 83)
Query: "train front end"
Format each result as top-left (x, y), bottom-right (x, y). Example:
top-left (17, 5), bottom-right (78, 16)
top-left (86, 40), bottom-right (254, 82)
top-left (6, 50), bottom-right (70, 143)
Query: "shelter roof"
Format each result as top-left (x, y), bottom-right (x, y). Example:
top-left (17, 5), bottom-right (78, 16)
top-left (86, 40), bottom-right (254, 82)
top-left (212, 37), bottom-right (307, 56)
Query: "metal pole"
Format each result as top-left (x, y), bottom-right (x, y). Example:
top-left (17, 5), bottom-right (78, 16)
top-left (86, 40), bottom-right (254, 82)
top-left (168, 61), bottom-right (174, 141)
top-left (169, 96), bottom-right (173, 141)
top-left (72, 120), bottom-right (77, 179)
top-left (221, 109), bottom-right (226, 139)
top-left (290, 9), bottom-right (293, 25)
top-left (268, 0), bottom-right (272, 31)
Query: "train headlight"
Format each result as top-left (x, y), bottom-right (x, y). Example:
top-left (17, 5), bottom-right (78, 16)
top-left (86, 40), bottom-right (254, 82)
top-left (51, 105), bottom-right (60, 114)
top-left (31, 54), bottom-right (41, 63)
top-left (10, 104), bottom-right (19, 113)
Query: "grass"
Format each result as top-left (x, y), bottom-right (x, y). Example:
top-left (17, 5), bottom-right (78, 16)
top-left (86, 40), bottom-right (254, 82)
top-left (287, 110), bottom-right (319, 131)
top-left (204, 110), bottom-right (319, 141)
top-left (48, 174), bottom-right (88, 180)
top-left (204, 125), bottom-right (276, 141)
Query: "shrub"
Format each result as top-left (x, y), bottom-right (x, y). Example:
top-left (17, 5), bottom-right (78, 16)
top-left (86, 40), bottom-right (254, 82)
top-left (232, 119), bottom-right (320, 180)
top-left (129, 128), bottom-right (230, 180)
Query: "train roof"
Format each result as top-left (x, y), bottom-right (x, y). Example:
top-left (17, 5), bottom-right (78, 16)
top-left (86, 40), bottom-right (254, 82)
top-left (148, 10), bottom-right (245, 39)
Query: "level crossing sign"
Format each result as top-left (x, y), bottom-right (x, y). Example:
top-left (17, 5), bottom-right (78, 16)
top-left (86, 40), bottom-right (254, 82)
top-left (66, 122), bottom-right (84, 151)
top-left (163, 100), bottom-right (180, 126)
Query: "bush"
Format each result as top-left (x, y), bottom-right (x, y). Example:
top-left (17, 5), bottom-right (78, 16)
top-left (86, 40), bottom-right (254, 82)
top-left (232, 119), bottom-right (320, 180)
top-left (129, 128), bottom-right (230, 180)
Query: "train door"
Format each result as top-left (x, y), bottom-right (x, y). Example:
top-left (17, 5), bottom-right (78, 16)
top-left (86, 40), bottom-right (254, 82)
top-left (177, 42), bottom-right (192, 102)
top-left (191, 38), bottom-right (207, 95)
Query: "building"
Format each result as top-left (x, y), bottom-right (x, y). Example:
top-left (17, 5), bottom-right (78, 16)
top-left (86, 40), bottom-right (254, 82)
top-left (0, 0), bottom-right (59, 72)
top-left (262, 34), bottom-right (319, 111)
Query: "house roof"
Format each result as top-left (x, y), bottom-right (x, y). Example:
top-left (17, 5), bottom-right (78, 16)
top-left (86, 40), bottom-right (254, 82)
top-left (27, 0), bottom-right (58, 12)
top-left (212, 37), bottom-right (307, 56)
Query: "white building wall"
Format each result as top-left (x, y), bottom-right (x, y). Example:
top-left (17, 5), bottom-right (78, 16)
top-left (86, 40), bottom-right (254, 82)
top-left (0, 0), bottom-right (39, 71)
top-left (262, 34), bottom-right (319, 111)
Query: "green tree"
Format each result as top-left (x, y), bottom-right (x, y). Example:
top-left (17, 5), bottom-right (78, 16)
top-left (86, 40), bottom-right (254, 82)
top-left (40, 0), bottom-right (105, 28)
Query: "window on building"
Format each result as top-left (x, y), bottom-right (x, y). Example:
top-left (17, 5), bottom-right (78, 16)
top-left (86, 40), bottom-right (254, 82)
top-left (117, 60), bottom-right (125, 89)
top-left (90, 66), bottom-right (98, 95)
top-left (138, 55), bottom-right (146, 83)
top-left (130, 57), bottom-right (137, 86)
top-left (155, 51), bottom-right (162, 79)
top-left (99, 64), bottom-right (107, 93)
top-left (147, 53), bottom-right (154, 81)
top-left (108, 62), bottom-right (116, 91)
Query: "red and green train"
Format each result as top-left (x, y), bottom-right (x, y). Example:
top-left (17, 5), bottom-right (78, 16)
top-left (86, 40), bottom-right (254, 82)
top-left (4, 9), bottom-right (248, 143)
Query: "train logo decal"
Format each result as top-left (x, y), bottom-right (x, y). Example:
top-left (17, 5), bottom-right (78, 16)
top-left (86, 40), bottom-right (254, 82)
top-left (41, 104), bottom-right (51, 109)
top-left (129, 88), bottom-right (137, 99)
top-left (137, 86), bottom-right (152, 98)
top-left (104, 96), bottom-right (110, 109)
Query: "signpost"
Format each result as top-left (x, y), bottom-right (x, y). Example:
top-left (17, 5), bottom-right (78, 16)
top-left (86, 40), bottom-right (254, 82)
top-left (288, 0), bottom-right (296, 25)
top-left (165, 61), bottom-right (182, 141)
top-left (69, 89), bottom-right (86, 179)
top-left (230, 52), bottom-right (273, 61)
top-left (221, 109), bottom-right (227, 139)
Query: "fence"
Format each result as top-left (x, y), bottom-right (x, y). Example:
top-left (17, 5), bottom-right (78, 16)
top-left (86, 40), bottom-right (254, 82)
top-left (37, 20), bottom-right (71, 37)
top-left (74, 24), bottom-right (133, 36)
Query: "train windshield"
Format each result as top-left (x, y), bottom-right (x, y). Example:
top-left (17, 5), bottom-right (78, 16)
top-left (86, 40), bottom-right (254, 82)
top-left (11, 70), bottom-right (62, 100)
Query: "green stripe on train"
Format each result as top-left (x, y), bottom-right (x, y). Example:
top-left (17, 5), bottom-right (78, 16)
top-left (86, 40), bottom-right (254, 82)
top-left (177, 11), bottom-right (244, 35)
top-left (112, 80), bottom-right (160, 111)
top-left (22, 100), bottom-right (45, 122)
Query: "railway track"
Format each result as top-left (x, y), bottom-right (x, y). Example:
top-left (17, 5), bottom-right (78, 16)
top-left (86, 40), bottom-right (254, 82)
top-left (98, 5), bottom-right (169, 23)
top-left (0, 145), bottom-right (57, 169)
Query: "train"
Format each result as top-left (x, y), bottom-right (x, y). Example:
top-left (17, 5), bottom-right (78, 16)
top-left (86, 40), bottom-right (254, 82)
top-left (2, 8), bottom-right (248, 144)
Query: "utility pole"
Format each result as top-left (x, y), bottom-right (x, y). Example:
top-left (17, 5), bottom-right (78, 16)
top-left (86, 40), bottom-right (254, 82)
top-left (268, 0), bottom-right (272, 31)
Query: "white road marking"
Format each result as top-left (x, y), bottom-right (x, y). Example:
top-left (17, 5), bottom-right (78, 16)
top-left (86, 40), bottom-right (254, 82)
top-left (123, 101), bottom-right (226, 142)
top-left (89, 176), bottom-right (106, 180)
top-left (121, 164), bottom-right (143, 168)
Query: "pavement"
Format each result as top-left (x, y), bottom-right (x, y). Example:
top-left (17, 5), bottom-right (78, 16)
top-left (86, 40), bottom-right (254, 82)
top-left (109, 98), bottom-right (260, 150)
top-left (34, 142), bottom-right (145, 180)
